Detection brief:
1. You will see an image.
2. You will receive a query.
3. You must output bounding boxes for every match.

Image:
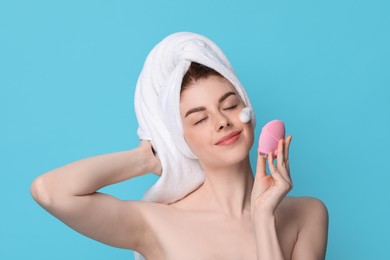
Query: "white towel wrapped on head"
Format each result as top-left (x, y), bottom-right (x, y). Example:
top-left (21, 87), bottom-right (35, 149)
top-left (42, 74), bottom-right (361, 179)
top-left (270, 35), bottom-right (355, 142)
top-left (133, 31), bottom-right (256, 260)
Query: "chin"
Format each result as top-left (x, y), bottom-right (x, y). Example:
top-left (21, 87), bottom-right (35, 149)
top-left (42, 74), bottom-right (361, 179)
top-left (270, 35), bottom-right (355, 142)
top-left (222, 146), bottom-right (251, 165)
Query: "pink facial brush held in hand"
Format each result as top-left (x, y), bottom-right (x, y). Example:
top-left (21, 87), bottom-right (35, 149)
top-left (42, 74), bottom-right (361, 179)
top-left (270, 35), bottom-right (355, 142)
top-left (258, 120), bottom-right (285, 159)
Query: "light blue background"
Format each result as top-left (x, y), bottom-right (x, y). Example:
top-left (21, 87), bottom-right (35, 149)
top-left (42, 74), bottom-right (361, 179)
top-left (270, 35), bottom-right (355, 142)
top-left (1, 0), bottom-right (389, 259)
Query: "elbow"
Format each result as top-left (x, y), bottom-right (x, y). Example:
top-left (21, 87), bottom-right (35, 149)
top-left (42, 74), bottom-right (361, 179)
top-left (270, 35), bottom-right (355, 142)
top-left (30, 176), bottom-right (54, 208)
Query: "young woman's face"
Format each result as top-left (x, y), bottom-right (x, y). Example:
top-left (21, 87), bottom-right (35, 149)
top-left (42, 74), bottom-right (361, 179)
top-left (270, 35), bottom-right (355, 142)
top-left (180, 75), bottom-right (254, 169)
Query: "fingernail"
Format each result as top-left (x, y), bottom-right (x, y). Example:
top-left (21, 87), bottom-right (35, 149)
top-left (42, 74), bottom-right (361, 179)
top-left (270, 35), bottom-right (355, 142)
top-left (259, 152), bottom-right (267, 158)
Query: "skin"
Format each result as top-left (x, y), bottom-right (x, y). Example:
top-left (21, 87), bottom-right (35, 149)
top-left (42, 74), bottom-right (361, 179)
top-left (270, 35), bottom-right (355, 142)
top-left (30, 75), bottom-right (328, 259)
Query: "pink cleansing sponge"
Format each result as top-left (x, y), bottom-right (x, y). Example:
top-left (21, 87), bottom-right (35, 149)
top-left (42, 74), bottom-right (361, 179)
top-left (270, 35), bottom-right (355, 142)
top-left (258, 120), bottom-right (285, 158)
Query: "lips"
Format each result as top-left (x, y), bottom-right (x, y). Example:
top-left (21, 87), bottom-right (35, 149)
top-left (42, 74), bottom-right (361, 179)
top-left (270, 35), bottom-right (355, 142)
top-left (215, 131), bottom-right (242, 145)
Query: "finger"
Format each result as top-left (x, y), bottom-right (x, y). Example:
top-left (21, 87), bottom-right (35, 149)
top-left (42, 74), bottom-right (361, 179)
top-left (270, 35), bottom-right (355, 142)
top-left (276, 138), bottom-right (292, 184)
top-left (139, 139), bottom-right (150, 147)
top-left (268, 151), bottom-right (285, 183)
top-left (284, 135), bottom-right (292, 176)
top-left (140, 139), bottom-right (157, 156)
top-left (255, 153), bottom-right (267, 178)
top-left (276, 138), bottom-right (285, 170)
top-left (284, 135), bottom-right (292, 162)
top-left (269, 151), bottom-right (293, 195)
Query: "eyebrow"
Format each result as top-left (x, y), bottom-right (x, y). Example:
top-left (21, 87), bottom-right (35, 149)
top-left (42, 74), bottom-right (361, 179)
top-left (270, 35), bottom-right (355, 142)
top-left (185, 106), bottom-right (206, 118)
top-left (184, 91), bottom-right (237, 118)
top-left (218, 91), bottom-right (237, 104)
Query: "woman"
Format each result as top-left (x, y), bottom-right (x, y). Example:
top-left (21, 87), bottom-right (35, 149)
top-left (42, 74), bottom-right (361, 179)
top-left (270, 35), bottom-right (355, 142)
top-left (30, 32), bottom-right (328, 260)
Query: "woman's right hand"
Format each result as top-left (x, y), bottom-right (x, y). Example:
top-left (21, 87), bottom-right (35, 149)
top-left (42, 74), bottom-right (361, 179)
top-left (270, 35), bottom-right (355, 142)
top-left (139, 140), bottom-right (162, 176)
top-left (251, 136), bottom-right (293, 217)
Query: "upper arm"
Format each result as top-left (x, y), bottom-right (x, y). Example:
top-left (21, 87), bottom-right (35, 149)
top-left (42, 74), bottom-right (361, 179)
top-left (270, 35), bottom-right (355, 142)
top-left (31, 177), bottom-right (150, 252)
top-left (291, 197), bottom-right (329, 260)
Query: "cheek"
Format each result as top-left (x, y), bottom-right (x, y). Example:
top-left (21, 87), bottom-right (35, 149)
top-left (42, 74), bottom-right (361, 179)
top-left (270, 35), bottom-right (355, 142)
top-left (183, 126), bottom-right (210, 156)
top-left (244, 124), bottom-right (255, 147)
top-left (234, 114), bottom-right (254, 145)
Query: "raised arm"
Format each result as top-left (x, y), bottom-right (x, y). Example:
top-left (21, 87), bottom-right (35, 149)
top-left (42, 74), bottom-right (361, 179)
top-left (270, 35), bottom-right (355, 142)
top-left (251, 137), bottom-right (293, 260)
top-left (30, 140), bottom-right (161, 252)
top-left (251, 136), bottom-right (328, 260)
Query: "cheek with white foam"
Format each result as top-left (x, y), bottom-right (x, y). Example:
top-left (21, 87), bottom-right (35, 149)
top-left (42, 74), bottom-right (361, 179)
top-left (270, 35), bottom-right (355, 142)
top-left (239, 107), bottom-right (252, 123)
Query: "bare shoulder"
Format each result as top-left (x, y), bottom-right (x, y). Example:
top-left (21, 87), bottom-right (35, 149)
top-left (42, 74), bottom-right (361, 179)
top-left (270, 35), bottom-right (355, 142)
top-left (277, 196), bottom-right (328, 231)
top-left (280, 196), bottom-right (328, 219)
top-left (278, 196), bottom-right (329, 259)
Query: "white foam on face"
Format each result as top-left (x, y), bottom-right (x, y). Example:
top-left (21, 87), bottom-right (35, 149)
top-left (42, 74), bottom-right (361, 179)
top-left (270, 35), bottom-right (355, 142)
top-left (239, 107), bottom-right (252, 123)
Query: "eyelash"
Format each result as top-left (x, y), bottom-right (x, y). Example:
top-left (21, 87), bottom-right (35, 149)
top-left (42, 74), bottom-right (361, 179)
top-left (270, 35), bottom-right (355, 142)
top-left (225, 104), bottom-right (238, 110)
top-left (194, 118), bottom-right (207, 125)
top-left (193, 104), bottom-right (238, 125)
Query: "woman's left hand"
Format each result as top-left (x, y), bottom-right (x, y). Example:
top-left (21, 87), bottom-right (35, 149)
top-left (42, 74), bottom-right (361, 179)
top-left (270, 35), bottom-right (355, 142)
top-left (251, 135), bottom-right (293, 217)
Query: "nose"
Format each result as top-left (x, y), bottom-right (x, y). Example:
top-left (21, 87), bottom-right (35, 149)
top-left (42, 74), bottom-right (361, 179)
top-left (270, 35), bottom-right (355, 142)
top-left (215, 112), bottom-right (231, 131)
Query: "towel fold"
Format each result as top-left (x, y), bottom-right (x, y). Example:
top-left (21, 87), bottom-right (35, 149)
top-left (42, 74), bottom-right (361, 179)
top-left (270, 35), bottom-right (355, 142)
top-left (133, 32), bottom-right (255, 259)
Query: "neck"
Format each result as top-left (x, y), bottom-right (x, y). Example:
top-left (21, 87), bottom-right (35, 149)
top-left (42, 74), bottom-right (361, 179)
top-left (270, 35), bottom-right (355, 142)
top-left (196, 156), bottom-right (254, 219)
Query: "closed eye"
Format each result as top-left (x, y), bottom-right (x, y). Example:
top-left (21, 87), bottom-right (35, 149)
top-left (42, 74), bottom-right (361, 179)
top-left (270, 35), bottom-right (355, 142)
top-left (193, 105), bottom-right (237, 125)
top-left (194, 117), bottom-right (207, 125)
top-left (224, 104), bottom-right (238, 110)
